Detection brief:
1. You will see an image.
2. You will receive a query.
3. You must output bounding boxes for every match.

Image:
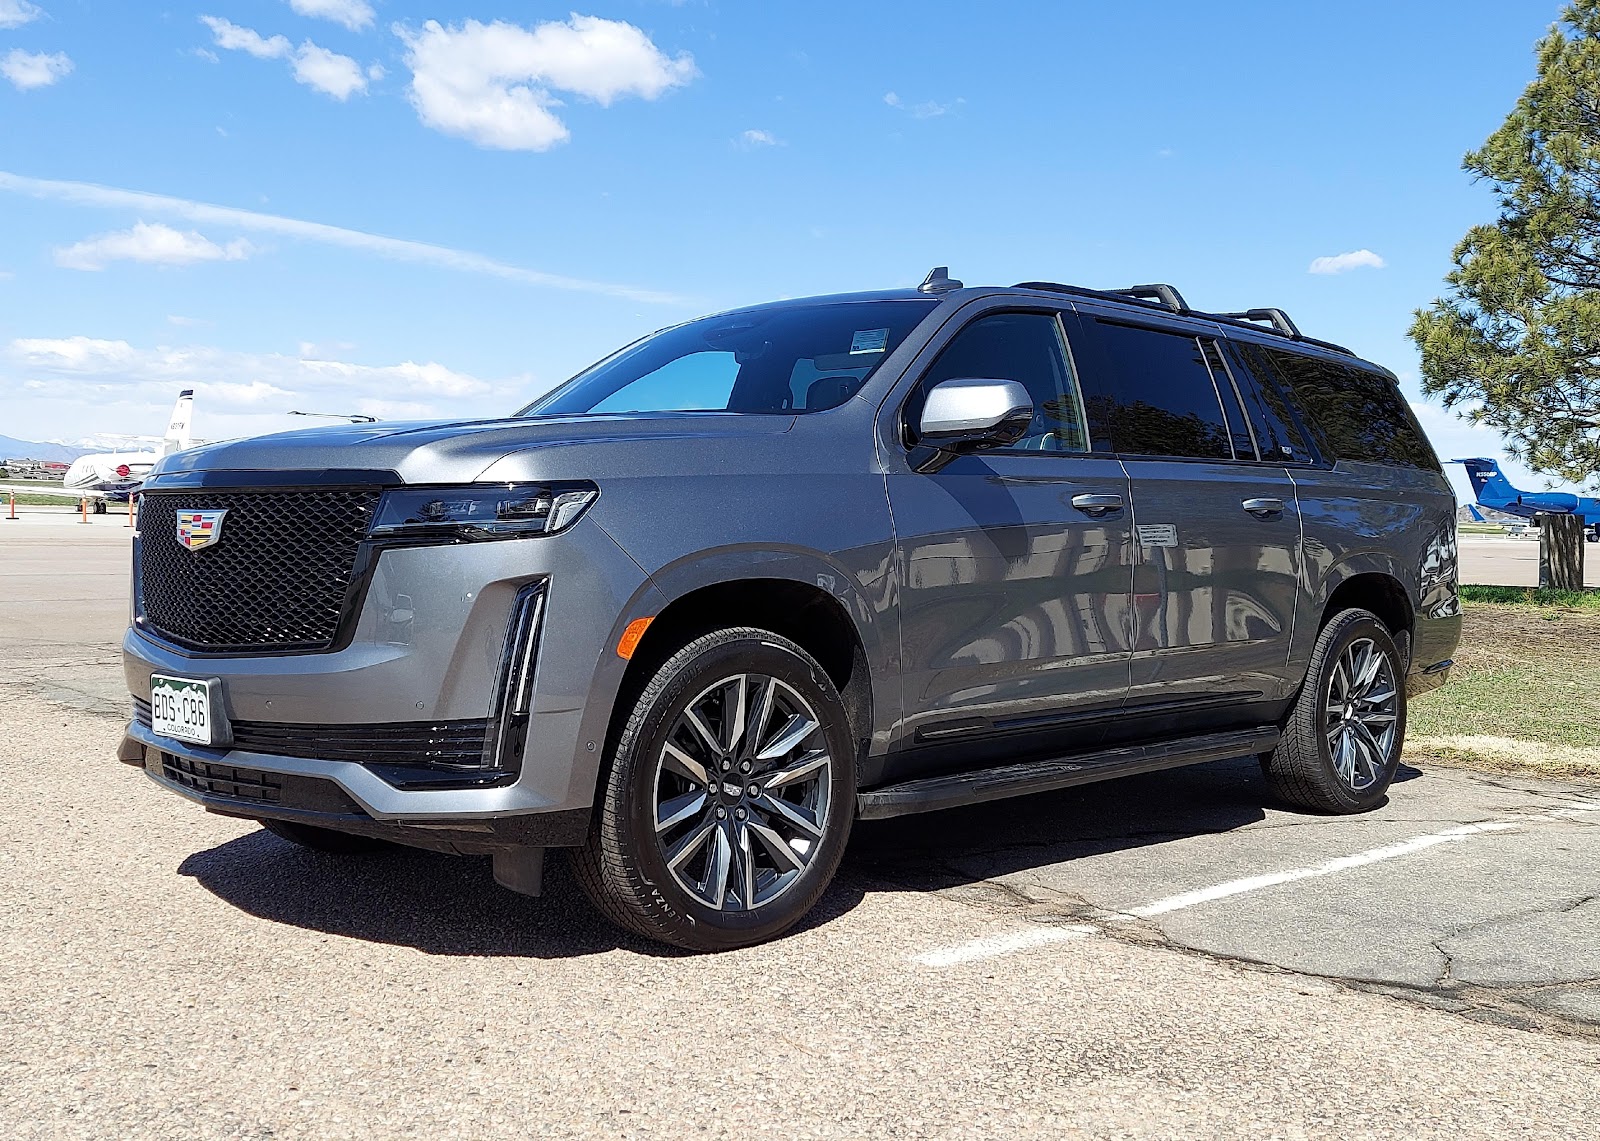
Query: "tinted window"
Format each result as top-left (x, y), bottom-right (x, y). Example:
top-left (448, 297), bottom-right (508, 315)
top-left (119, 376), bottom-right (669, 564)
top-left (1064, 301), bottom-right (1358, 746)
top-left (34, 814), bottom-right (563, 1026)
top-left (1225, 341), bottom-right (1310, 462)
top-left (524, 299), bottom-right (936, 417)
top-left (1200, 340), bottom-right (1258, 459)
top-left (915, 312), bottom-right (1089, 452)
top-left (1090, 321), bottom-right (1233, 460)
top-left (1250, 346), bottom-right (1439, 470)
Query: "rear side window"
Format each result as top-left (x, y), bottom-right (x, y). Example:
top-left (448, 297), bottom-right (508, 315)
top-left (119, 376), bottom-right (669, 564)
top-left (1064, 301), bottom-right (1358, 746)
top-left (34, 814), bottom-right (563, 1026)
top-left (1226, 342), bottom-right (1310, 462)
top-left (1088, 320), bottom-right (1234, 460)
top-left (1247, 346), bottom-right (1439, 470)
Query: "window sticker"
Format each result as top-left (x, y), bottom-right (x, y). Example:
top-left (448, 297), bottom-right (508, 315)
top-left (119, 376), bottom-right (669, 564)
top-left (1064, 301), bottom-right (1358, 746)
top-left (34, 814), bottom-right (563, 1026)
top-left (850, 328), bottom-right (890, 355)
top-left (1136, 524), bottom-right (1178, 548)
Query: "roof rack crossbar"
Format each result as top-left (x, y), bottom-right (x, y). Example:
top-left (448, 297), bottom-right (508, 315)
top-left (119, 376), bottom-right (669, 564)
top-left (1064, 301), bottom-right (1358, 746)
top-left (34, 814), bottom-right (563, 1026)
top-left (1217, 308), bottom-right (1302, 338)
top-left (1111, 284), bottom-right (1190, 313)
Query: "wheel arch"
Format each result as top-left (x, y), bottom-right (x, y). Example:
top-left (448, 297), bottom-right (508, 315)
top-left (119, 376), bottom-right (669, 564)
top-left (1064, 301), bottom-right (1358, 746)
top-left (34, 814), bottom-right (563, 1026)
top-left (1309, 557), bottom-right (1417, 671)
top-left (603, 567), bottom-right (881, 784)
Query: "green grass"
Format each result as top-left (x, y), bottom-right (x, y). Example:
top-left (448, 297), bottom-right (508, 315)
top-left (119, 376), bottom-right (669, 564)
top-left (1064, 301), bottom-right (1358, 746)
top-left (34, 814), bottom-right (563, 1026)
top-left (2, 492), bottom-right (89, 507)
top-left (1408, 599), bottom-right (1600, 776)
top-left (1457, 522), bottom-right (1506, 535)
top-left (1458, 584), bottom-right (1600, 611)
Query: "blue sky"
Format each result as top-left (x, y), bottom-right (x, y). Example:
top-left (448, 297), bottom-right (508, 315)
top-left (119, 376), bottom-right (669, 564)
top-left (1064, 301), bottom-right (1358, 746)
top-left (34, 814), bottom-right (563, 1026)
top-left (0, 0), bottom-right (1579, 500)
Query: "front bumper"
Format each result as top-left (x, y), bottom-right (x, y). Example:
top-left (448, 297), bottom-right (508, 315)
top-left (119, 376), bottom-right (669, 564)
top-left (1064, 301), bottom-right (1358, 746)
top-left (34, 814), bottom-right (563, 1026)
top-left (122, 516), bottom-right (661, 837)
top-left (121, 729), bottom-right (588, 852)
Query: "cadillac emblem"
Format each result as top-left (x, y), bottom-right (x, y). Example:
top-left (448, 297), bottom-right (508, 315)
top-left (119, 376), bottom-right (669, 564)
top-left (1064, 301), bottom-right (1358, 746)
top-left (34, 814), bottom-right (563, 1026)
top-left (176, 509), bottom-right (227, 552)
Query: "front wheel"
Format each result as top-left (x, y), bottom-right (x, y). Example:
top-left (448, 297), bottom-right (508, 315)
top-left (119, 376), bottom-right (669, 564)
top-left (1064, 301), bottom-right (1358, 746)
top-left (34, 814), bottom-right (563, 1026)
top-left (1264, 608), bottom-right (1406, 813)
top-left (572, 627), bottom-right (856, 951)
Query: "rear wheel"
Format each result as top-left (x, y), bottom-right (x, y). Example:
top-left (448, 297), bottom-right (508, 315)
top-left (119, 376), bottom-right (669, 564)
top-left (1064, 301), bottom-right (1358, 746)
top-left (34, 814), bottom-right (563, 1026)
top-left (260, 819), bottom-right (390, 853)
top-left (1265, 608), bottom-right (1406, 813)
top-left (572, 627), bottom-right (856, 951)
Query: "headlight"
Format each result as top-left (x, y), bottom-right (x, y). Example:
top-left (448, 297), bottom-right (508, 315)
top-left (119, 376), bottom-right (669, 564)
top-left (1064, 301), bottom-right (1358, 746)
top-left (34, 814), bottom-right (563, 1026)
top-left (369, 482), bottom-right (598, 542)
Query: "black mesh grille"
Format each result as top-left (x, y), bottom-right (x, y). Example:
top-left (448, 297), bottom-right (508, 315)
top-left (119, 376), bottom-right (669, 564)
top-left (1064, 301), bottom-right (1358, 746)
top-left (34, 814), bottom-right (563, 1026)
top-left (138, 489), bottom-right (381, 652)
top-left (134, 699), bottom-right (491, 769)
top-left (161, 754), bottom-right (282, 804)
top-left (230, 719), bottom-right (491, 768)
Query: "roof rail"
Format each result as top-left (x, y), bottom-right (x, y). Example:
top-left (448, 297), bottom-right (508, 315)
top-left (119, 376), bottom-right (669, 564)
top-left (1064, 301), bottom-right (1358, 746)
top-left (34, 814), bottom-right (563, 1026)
top-left (1010, 280), bottom-right (1355, 357)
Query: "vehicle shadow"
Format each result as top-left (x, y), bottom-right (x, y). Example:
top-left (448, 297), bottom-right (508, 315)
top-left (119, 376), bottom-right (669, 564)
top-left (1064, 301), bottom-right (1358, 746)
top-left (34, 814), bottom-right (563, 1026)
top-left (179, 756), bottom-right (1420, 956)
top-left (177, 827), bottom-right (869, 960)
top-left (835, 755), bottom-right (1423, 895)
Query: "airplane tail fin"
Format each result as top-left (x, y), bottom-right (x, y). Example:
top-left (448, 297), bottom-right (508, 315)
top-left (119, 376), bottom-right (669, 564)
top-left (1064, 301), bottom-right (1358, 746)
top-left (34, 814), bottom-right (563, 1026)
top-left (161, 389), bottom-right (195, 456)
top-left (1452, 457), bottom-right (1518, 503)
top-left (1465, 504), bottom-right (1487, 523)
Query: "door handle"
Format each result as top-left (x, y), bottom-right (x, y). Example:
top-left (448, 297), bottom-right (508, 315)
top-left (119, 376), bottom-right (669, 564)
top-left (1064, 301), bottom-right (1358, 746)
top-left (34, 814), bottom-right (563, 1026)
top-left (1071, 493), bottom-right (1124, 517)
top-left (1242, 497), bottom-right (1286, 518)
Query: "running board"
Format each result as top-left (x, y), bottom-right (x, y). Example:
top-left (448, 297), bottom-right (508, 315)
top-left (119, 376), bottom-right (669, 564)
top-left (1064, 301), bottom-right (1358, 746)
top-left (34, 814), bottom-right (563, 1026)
top-left (856, 726), bottom-right (1280, 821)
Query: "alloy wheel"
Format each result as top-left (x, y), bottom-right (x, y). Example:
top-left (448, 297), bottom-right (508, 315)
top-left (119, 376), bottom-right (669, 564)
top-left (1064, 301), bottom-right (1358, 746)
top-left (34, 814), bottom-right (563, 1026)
top-left (651, 673), bottom-right (833, 911)
top-left (1324, 637), bottom-right (1399, 792)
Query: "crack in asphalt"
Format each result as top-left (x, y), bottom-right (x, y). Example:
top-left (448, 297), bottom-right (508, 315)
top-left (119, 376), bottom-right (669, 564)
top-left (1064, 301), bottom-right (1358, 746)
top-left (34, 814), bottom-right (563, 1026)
top-left (910, 865), bottom-right (1600, 1041)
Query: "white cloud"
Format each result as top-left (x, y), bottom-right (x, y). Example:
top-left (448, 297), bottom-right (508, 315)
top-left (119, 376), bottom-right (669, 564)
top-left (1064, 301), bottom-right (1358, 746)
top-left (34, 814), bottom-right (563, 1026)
top-left (883, 90), bottom-right (961, 119)
top-left (288, 0), bottom-right (375, 33)
top-left (1, 49), bottom-right (71, 91)
top-left (201, 15), bottom-right (370, 100)
top-left (292, 41), bottom-right (367, 99)
top-left (4, 336), bottom-right (513, 425)
top-left (201, 16), bottom-right (290, 60)
top-left (54, 222), bottom-right (254, 271)
top-left (397, 15), bottom-right (697, 151)
top-left (1308, 248), bottom-right (1386, 275)
top-left (737, 128), bottom-right (778, 148)
top-left (0, 170), bottom-right (682, 303)
top-left (0, 1), bottom-right (42, 30)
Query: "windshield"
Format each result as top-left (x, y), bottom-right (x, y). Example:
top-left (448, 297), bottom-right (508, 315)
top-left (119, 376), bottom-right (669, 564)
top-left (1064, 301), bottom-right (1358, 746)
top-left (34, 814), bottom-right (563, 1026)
top-left (520, 299), bottom-right (937, 417)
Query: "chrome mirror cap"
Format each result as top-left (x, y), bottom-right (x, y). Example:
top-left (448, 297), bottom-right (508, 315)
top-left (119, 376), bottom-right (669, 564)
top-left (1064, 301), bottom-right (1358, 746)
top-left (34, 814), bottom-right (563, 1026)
top-left (919, 378), bottom-right (1033, 445)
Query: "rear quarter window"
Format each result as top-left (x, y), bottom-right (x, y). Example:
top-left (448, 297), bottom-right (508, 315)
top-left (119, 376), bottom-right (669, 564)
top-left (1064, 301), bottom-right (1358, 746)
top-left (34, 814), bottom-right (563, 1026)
top-left (1246, 345), bottom-right (1439, 471)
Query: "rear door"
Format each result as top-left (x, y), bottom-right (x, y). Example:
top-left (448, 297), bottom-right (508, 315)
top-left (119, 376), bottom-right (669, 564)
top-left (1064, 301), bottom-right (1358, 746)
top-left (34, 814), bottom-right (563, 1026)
top-left (1072, 313), bottom-right (1304, 741)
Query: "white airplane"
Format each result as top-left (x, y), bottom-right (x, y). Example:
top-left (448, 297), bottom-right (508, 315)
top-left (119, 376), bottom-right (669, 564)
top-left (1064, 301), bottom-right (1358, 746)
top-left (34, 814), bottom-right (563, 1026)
top-left (1, 390), bottom-right (196, 511)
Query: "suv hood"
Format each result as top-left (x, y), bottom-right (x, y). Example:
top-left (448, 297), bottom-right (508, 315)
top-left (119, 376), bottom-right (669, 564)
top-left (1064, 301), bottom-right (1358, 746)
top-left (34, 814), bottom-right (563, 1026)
top-left (149, 413), bottom-right (797, 485)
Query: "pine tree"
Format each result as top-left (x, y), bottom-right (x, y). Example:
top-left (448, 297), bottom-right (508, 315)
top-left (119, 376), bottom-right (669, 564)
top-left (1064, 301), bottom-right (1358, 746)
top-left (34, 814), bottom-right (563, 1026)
top-left (1411, 0), bottom-right (1600, 487)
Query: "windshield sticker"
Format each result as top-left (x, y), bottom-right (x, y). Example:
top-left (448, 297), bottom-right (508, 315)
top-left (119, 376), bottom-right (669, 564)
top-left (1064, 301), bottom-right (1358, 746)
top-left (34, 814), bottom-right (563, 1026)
top-left (850, 328), bottom-right (890, 355)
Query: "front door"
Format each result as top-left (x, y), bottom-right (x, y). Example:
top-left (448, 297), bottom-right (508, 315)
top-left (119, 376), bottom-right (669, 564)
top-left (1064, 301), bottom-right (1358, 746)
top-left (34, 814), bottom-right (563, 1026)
top-left (884, 308), bottom-right (1135, 778)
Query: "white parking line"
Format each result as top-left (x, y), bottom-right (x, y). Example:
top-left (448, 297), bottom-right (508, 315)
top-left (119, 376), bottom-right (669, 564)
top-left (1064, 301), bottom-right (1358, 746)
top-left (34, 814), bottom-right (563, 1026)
top-left (912, 803), bottom-right (1600, 968)
top-left (1124, 820), bottom-right (1519, 919)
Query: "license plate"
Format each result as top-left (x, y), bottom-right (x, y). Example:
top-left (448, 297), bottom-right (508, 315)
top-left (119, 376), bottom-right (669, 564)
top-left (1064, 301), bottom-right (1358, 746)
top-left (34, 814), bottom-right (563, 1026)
top-left (150, 675), bottom-right (216, 746)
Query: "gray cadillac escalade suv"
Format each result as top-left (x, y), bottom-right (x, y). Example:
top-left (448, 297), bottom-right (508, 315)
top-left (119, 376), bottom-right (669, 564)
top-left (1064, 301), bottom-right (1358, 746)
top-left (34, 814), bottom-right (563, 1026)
top-left (120, 269), bottom-right (1460, 950)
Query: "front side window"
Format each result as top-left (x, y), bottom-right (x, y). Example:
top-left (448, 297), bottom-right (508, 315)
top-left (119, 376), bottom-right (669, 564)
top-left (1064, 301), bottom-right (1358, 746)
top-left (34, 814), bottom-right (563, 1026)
top-left (523, 300), bottom-right (937, 417)
top-left (1089, 320), bottom-right (1234, 460)
top-left (913, 312), bottom-right (1089, 452)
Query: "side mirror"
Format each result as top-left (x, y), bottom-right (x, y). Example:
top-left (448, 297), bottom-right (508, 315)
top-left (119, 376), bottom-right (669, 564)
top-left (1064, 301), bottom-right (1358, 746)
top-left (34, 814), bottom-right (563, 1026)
top-left (914, 378), bottom-right (1033, 470)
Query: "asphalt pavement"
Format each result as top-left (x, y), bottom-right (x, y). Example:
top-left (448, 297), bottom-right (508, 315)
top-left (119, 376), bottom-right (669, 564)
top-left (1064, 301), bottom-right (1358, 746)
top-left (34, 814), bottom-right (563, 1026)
top-left (3, 509), bottom-right (1599, 1138)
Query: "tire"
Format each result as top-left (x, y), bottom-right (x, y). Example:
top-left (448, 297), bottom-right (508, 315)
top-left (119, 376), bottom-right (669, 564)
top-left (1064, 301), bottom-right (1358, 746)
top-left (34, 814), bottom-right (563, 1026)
top-left (1264, 608), bottom-right (1406, 814)
top-left (571, 627), bottom-right (857, 951)
top-left (260, 818), bottom-right (391, 853)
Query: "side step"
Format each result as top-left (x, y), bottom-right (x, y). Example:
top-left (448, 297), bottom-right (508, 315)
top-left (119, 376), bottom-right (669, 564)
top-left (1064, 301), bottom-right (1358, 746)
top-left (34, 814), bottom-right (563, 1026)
top-left (856, 726), bottom-right (1280, 821)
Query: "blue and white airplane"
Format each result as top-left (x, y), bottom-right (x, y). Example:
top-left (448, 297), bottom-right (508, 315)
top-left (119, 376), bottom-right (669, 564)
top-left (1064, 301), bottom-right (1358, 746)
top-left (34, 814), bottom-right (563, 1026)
top-left (1455, 457), bottom-right (1600, 542)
